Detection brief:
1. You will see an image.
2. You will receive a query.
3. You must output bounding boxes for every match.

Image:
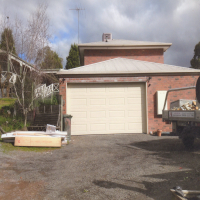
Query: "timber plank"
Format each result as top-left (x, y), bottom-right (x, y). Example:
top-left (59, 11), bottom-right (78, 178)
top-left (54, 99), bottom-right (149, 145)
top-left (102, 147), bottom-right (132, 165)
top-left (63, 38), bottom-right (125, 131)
top-left (14, 136), bottom-right (61, 147)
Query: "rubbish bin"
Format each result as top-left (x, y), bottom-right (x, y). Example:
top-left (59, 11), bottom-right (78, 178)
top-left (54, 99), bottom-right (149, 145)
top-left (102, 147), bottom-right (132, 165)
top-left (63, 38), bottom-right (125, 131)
top-left (63, 114), bottom-right (73, 140)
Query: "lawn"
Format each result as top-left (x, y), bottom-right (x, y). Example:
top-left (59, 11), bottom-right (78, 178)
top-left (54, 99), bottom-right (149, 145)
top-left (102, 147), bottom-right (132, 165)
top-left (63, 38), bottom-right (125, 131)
top-left (0, 138), bottom-right (59, 153)
top-left (0, 98), bottom-right (16, 109)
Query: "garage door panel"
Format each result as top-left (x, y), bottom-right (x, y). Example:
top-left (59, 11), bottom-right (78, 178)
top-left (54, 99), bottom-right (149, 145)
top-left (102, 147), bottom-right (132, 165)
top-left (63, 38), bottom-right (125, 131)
top-left (128, 123), bottom-right (143, 130)
top-left (69, 87), bottom-right (87, 93)
top-left (90, 111), bottom-right (106, 118)
top-left (90, 98), bottom-right (106, 105)
top-left (109, 98), bottom-right (125, 105)
top-left (109, 123), bottom-right (125, 130)
top-left (108, 87), bottom-right (125, 92)
top-left (90, 124), bottom-right (106, 131)
top-left (67, 83), bottom-right (146, 135)
top-left (128, 110), bottom-right (142, 117)
top-left (71, 111), bottom-right (87, 118)
top-left (70, 98), bottom-right (87, 106)
top-left (72, 124), bottom-right (87, 132)
top-left (127, 117), bottom-right (144, 123)
top-left (109, 110), bottom-right (125, 117)
top-left (127, 98), bottom-right (143, 104)
top-left (129, 104), bottom-right (143, 110)
top-left (127, 86), bottom-right (144, 91)
top-left (89, 87), bottom-right (106, 93)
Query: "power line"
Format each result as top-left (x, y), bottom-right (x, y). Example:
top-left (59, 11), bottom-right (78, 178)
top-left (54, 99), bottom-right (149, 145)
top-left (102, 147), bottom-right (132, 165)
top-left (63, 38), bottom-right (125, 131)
top-left (70, 7), bottom-right (85, 44)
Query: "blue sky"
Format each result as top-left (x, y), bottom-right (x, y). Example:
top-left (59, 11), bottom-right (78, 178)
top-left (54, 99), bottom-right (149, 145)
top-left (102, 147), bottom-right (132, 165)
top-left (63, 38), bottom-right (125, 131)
top-left (1, 0), bottom-right (200, 68)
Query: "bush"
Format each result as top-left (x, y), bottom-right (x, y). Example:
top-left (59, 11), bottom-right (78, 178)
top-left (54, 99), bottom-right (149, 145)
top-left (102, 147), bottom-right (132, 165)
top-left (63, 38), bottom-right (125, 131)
top-left (36, 95), bottom-right (59, 106)
top-left (0, 99), bottom-right (26, 132)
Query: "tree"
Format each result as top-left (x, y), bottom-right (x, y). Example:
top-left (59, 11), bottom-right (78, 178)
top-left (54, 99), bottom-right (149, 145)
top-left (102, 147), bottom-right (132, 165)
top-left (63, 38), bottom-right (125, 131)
top-left (65, 44), bottom-right (80, 69)
top-left (12, 64), bottom-right (41, 127)
top-left (0, 2), bottom-right (51, 126)
top-left (190, 42), bottom-right (200, 69)
top-left (0, 28), bottom-right (16, 55)
top-left (35, 46), bottom-right (63, 69)
top-left (0, 28), bottom-right (16, 97)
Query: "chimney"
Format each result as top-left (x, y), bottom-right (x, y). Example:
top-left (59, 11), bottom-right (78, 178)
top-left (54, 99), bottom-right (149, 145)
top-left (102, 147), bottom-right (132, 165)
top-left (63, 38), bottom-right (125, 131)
top-left (102, 33), bottom-right (112, 42)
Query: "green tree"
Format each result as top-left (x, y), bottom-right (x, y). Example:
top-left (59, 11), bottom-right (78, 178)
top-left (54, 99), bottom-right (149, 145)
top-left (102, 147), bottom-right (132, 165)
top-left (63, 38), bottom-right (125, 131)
top-left (190, 41), bottom-right (200, 69)
top-left (35, 46), bottom-right (63, 69)
top-left (65, 43), bottom-right (80, 69)
top-left (0, 28), bottom-right (16, 55)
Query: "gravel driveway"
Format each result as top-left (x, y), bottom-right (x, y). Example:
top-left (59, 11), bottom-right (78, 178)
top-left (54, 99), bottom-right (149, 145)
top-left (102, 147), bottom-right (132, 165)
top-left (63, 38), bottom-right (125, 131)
top-left (0, 133), bottom-right (200, 200)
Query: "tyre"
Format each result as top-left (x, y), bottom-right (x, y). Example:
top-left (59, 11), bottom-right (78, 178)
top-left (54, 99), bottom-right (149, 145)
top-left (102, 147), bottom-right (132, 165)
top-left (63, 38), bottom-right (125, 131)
top-left (181, 126), bottom-right (195, 149)
top-left (182, 136), bottom-right (194, 149)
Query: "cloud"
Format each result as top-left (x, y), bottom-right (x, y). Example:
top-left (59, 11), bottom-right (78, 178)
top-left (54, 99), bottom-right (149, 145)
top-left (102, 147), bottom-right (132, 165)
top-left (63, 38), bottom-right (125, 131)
top-left (0, 0), bottom-right (200, 68)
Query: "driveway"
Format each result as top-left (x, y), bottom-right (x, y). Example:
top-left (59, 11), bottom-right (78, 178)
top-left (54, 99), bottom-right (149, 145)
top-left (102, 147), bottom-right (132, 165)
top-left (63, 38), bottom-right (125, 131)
top-left (0, 134), bottom-right (200, 200)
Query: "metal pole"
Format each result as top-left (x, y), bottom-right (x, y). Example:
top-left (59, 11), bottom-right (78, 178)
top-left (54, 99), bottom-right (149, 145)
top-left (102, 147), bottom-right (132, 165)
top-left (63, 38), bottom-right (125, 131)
top-left (162, 86), bottom-right (196, 111)
top-left (69, 8), bottom-right (85, 44)
top-left (78, 10), bottom-right (79, 44)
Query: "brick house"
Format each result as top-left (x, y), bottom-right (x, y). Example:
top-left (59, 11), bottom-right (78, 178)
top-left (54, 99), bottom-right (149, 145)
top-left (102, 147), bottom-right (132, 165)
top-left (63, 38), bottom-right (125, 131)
top-left (58, 34), bottom-right (200, 135)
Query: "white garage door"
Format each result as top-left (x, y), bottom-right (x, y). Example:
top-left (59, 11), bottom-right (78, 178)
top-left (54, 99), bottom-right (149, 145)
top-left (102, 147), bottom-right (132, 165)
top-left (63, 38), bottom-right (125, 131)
top-left (67, 83), bottom-right (146, 135)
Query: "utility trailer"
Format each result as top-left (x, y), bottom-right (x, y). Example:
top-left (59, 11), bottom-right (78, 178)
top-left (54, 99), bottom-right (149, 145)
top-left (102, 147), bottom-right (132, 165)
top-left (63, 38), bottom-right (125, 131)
top-left (162, 85), bottom-right (200, 148)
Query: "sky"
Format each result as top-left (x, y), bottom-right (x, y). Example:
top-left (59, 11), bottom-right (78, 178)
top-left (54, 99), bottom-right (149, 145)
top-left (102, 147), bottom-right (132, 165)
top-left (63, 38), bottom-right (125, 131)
top-left (0, 0), bottom-right (200, 68)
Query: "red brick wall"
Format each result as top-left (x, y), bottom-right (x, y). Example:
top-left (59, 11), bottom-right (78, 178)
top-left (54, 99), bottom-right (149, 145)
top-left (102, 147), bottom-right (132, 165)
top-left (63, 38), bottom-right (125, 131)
top-left (59, 79), bottom-right (67, 114)
top-left (84, 49), bottom-right (164, 65)
top-left (59, 75), bottom-right (198, 134)
top-left (147, 76), bottom-right (198, 133)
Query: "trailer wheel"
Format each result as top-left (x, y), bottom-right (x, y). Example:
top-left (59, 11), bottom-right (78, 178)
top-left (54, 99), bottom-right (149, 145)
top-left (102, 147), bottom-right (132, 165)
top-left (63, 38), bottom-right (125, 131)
top-left (182, 136), bottom-right (194, 149)
top-left (181, 126), bottom-right (195, 149)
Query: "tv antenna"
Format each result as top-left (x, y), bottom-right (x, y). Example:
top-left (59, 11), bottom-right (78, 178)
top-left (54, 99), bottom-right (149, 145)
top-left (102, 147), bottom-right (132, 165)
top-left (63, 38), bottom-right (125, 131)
top-left (70, 7), bottom-right (85, 44)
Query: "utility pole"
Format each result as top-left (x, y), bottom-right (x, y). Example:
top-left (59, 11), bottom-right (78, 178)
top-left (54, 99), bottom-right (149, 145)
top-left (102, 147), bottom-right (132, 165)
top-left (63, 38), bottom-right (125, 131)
top-left (6, 16), bottom-right (10, 72)
top-left (70, 7), bottom-right (85, 44)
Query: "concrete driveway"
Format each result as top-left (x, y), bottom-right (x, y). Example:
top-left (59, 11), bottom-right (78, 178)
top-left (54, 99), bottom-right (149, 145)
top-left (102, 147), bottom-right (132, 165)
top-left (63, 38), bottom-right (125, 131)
top-left (0, 133), bottom-right (200, 200)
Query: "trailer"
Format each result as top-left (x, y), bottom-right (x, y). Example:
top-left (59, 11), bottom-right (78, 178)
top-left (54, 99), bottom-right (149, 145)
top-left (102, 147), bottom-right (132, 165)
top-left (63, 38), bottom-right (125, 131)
top-left (162, 84), bottom-right (200, 148)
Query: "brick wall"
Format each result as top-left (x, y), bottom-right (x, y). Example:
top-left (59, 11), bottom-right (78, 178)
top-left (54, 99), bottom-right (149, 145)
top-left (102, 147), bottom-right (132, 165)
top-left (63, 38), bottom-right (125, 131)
top-left (59, 75), bottom-right (199, 134)
top-left (84, 49), bottom-right (164, 65)
top-left (147, 76), bottom-right (198, 133)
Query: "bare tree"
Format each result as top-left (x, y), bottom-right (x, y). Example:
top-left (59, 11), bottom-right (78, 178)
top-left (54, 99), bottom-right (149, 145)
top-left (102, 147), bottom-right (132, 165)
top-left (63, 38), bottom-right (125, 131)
top-left (11, 62), bottom-right (42, 126)
top-left (0, 2), bottom-right (51, 126)
top-left (11, 2), bottom-right (51, 63)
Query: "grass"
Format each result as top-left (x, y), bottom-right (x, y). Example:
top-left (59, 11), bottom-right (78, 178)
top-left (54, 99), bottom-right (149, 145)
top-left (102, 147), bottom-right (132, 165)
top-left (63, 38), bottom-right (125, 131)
top-left (0, 115), bottom-right (25, 132)
top-left (0, 98), bottom-right (25, 132)
top-left (0, 138), bottom-right (60, 153)
top-left (0, 98), bottom-right (16, 110)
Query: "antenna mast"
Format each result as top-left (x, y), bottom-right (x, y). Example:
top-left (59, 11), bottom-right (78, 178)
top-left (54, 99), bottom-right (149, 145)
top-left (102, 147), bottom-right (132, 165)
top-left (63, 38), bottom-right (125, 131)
top-left (70, 7), bottom-right (85, 44)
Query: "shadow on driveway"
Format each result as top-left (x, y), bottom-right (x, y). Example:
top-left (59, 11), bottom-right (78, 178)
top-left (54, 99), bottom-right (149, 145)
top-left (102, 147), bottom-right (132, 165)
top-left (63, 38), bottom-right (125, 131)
top-left (92, 136), bottom-right (200, 200)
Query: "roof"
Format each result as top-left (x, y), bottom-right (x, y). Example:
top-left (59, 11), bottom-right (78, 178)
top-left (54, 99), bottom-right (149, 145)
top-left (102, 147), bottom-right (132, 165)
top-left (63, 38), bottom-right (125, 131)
top-left (78, 39), bottom-right (172, 65)
top-left (0, 49), bottom-right (35, 70)
top-left (41, 69), bottom-right (60, 74)
top-left (78, 39), bottom-right (172, 50)
top-left (57, 58), bottom-right (200, 77)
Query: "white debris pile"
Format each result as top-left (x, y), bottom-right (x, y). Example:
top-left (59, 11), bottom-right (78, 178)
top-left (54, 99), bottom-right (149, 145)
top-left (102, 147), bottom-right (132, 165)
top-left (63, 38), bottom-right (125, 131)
top-left (1, 124), bottom-right (68, 147)
top-left (171, 101), bottom-right (198, 111)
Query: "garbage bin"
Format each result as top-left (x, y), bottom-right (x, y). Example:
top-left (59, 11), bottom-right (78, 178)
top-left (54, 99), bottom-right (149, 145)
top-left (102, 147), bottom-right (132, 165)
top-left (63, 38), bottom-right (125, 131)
top-left (63, 114), bottom-right (73, 140)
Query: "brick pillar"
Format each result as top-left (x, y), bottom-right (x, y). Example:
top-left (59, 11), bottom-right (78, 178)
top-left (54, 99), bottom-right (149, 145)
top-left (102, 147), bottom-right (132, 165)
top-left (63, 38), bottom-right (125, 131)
top-left (59, 78), bottom-right (67, 115)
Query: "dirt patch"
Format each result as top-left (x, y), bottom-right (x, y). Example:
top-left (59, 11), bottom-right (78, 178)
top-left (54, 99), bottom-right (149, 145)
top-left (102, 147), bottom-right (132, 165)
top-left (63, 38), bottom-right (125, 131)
top-left (0, 180), bottom-right (46, 200)
top-left (0, 134), bottom-right (200, 200)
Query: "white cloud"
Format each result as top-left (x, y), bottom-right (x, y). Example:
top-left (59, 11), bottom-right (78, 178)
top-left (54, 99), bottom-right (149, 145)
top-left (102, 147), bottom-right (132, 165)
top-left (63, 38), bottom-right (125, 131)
top-left (0, 0), bottom-right (200, 68)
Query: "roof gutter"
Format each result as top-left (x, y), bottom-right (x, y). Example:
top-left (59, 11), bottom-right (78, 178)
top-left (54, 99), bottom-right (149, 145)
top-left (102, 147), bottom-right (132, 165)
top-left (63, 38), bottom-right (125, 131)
top-left (57, 72), bottom-right (200, 78)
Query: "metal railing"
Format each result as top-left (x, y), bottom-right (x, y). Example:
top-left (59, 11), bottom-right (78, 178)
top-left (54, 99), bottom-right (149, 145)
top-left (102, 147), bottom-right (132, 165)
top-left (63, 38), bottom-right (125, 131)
top-left (162, 86), bottom-right (196, 111)
top-left (34, 83), bottom-right (59, 99)
top-left (1, 71), bottom-right (17, 84)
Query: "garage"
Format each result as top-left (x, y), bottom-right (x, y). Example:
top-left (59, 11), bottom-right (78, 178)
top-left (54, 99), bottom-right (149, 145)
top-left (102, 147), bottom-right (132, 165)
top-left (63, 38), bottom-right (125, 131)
top-left (67, 82), bottom-right (147, 135)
